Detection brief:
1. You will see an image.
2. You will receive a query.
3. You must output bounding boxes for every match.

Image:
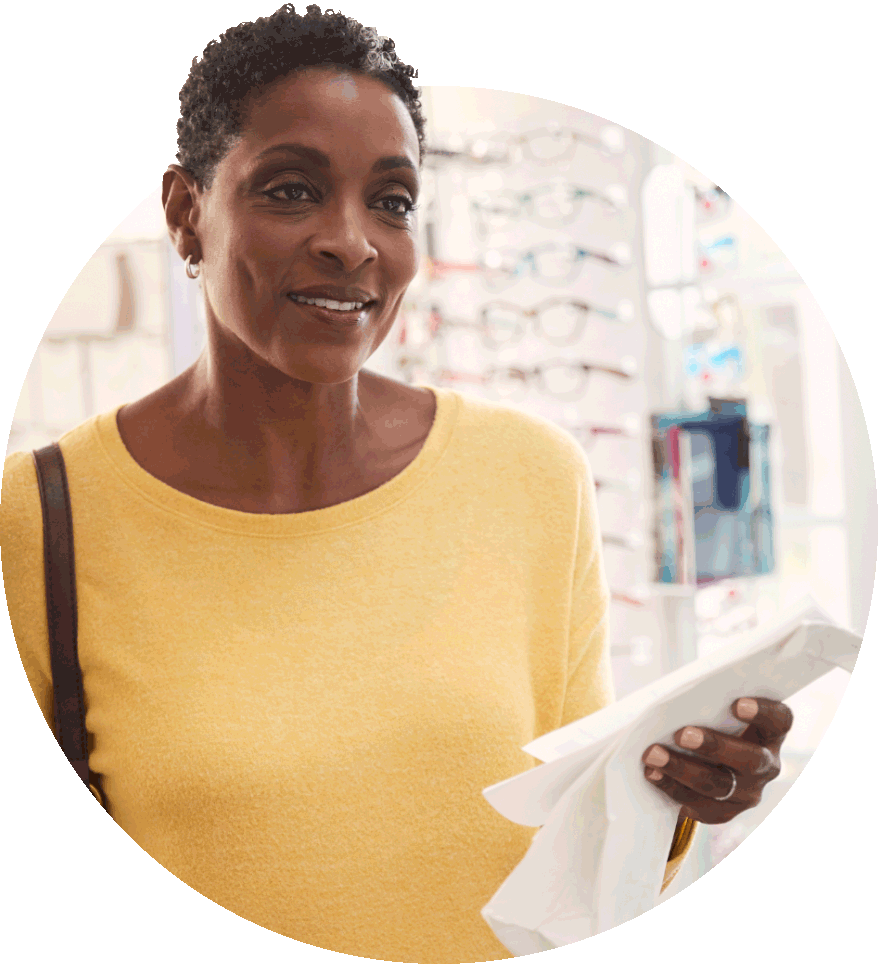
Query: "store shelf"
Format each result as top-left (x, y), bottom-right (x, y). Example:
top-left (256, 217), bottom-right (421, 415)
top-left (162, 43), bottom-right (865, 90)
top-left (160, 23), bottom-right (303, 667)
top-left (777, 510), bottom-right (846, 527)
top-left (647, 582), bottom-right (697, 597)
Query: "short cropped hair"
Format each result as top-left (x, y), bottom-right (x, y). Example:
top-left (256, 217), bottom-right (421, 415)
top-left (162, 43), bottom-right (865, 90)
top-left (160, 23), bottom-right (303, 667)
top-left (176, 3), bottom-right (426, 188)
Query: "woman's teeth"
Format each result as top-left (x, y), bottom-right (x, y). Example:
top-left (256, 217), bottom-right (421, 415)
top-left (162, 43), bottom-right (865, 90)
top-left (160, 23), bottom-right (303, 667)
top-left (289, 294), bottom-right (365, 311)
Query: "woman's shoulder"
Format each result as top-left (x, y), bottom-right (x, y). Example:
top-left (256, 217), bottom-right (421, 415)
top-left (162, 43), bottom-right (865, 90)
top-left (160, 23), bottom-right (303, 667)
top-left (461, 395), bottom-right (585, 463)
top-left (1, 448), bottom-right (42, 550)
top-left (1, 449), bottom-right (47, 667)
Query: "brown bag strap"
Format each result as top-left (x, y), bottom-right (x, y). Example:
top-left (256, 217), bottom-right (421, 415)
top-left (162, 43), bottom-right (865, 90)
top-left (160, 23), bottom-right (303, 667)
top-left (32, 442), bottom-right (104, 804)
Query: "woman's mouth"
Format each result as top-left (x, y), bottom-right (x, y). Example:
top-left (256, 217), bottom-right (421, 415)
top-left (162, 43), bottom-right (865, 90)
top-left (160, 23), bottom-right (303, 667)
top-left (286, 292), bottom-right (374, 325)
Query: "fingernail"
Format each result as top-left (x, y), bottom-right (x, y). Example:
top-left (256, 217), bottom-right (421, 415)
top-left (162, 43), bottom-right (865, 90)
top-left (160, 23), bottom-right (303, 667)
top-left (645, 746), bottom-right (669, 767)
top-left (737, 698), bottom-right (759, 720)
top-left (646, 768), bottom-right (663, 781)
top-left (679, 727), bottom-right (703, 749)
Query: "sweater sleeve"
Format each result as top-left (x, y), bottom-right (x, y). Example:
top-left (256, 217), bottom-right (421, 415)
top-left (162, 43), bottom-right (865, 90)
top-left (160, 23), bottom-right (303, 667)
top-left (559, 442), bottom-right (696, 892)
top-left (2, 450), bottom-right (114, 806)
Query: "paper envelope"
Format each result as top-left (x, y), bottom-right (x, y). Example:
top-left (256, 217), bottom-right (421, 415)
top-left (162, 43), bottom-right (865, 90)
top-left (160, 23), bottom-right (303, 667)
top-left (481, 595), bottom-right (862, 955)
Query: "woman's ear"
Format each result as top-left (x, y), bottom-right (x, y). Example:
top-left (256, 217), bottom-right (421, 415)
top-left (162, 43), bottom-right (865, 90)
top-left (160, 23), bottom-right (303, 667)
top-left (162, 165), bottom-right (202, 263)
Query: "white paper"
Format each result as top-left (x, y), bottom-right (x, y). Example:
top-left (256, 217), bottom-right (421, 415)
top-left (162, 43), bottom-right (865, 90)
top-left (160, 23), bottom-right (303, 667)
top-left (481, 595), bottom-right (862, 955)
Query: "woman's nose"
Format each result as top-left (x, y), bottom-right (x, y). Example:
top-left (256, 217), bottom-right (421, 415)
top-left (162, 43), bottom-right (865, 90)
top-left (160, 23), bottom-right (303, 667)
top-left (308, 200), bottom-right (377, 273)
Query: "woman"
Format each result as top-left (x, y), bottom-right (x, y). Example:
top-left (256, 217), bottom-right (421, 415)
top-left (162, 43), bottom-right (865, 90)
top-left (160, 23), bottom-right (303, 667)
top-left (0, 5), bottom-right (792, 962)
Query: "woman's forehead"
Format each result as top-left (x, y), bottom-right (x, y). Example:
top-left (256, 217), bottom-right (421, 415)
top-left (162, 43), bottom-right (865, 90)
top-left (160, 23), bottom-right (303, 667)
top-left (229, 72), bottom-right (420, 170)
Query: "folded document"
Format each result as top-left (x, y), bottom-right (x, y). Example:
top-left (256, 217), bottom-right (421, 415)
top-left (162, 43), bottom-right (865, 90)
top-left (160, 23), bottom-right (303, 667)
top-left (481, 595), bottom-right (862, 955)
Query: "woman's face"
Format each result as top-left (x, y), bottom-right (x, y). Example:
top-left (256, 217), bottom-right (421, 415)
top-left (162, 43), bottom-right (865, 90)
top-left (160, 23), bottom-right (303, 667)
top-left (187, 66), bottom-right (421, 384)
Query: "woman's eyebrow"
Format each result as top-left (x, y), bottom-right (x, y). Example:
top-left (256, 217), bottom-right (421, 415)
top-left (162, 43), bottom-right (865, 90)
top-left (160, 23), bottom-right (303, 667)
top-left (253, 143), bottom-right (416, 176)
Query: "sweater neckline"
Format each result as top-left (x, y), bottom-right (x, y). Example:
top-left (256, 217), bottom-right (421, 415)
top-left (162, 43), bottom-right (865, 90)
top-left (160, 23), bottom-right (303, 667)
top-left (88, 382), bottom-right (458, 537)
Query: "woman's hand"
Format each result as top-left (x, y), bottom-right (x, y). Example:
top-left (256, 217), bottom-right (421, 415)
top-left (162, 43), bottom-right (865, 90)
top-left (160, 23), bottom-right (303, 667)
top-left (641, 697), bottom-right (793, 825)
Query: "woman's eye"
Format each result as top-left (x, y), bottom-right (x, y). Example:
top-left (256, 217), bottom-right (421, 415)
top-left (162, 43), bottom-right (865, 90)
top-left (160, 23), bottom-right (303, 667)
top-left (379, 194), bottom-right (418, 217)
top-left (262, 181), bottom-right (308, 201)
top-left (262, 181), bottom-right (418, 218)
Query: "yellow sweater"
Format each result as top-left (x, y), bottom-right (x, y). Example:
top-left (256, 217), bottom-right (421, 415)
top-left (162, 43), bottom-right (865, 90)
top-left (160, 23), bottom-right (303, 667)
top-left (1, 383), bottom-right (691, 963)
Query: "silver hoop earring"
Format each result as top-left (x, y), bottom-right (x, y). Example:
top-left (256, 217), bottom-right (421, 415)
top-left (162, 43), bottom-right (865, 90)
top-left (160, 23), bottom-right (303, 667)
top-left (184, 255), bottom-right (201, 280)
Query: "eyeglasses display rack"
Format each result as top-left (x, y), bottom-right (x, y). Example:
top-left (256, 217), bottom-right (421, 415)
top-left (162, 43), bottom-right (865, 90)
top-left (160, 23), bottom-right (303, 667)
top-left (371, 87), bottom-right (858, 704)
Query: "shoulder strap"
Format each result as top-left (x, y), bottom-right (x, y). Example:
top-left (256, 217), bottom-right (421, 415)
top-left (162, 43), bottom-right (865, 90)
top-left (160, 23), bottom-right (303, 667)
top-left (31, 442), bottom-right (98, 796)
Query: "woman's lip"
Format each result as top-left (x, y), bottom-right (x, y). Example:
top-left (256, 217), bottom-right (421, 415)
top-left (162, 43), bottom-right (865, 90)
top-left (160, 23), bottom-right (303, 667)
top-left (285, 294), bottom-right (371, 325)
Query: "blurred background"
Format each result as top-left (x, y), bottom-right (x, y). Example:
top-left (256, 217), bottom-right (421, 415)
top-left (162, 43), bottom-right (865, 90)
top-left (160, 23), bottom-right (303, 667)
top-left (5, 85), bottom-right (876, 896)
